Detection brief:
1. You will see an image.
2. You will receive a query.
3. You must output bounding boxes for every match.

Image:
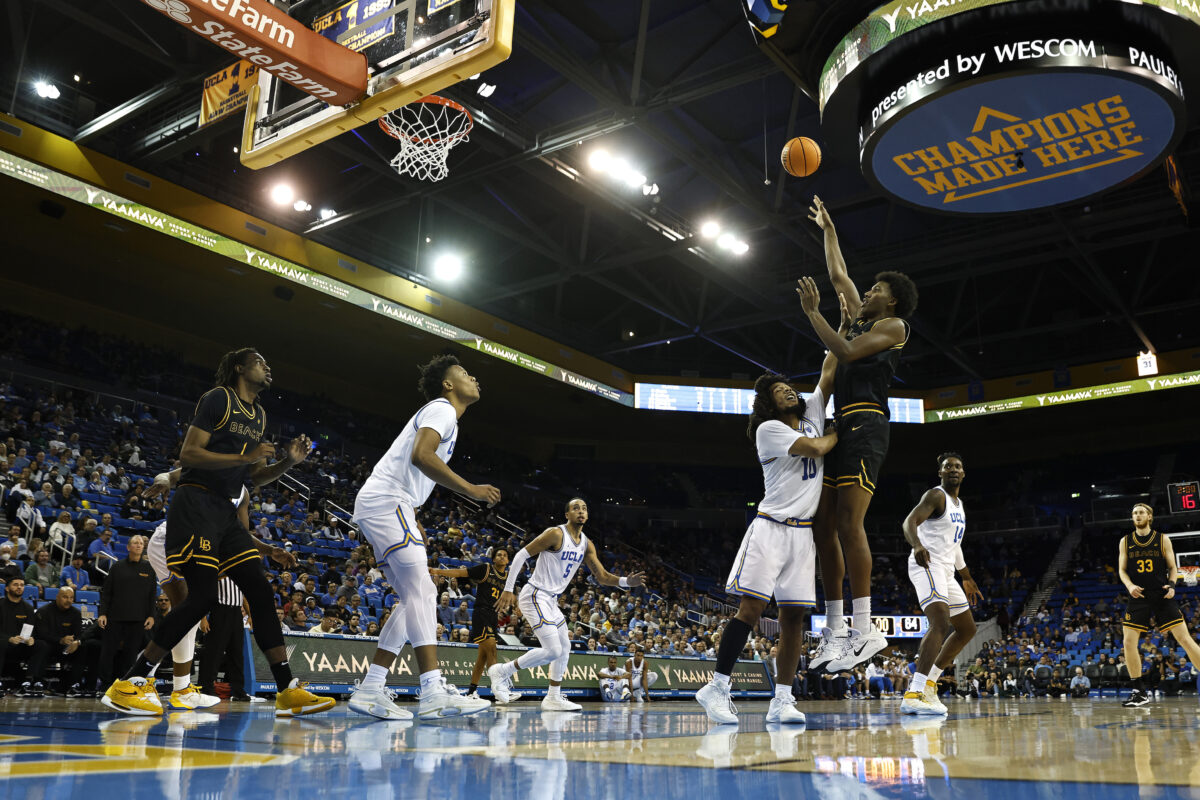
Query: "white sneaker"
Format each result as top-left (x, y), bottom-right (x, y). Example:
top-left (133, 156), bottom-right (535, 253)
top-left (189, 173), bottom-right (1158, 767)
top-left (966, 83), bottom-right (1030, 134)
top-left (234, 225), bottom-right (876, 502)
top-left (487, 664), bottom-right (515, 704)
top-left (507, 690), bottom-right (523, 703)
top-left (900, 691), bottom-right (946, 716)
top-left (695, 681), bottom-right (738, 725)
top-left (924, 684), bottom-right (947, 714)
top-left (765, 693), bottom-right (806, 724)
top-left (541, 694), bottom-right (582, 712)
top-left (808, 627), bottom-right (846, 672)
top-left (418, 679), bottom-right (491, 719)
top-left (828, 628), bottom-right (888, 671)
top-left (349, 684), bottom-right (414, 720)
top-left (620, 686), bottom-right (631, 701)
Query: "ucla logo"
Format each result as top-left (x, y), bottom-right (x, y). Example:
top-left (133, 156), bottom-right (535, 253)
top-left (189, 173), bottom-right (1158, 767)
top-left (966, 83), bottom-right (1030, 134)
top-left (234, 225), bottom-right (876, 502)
top-left (198, 538), bottom-right (213, 552)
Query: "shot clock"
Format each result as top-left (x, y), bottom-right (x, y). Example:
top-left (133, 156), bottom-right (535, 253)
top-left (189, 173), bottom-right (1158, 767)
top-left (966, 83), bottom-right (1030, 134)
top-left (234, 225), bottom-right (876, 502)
top-left (1168, 481), bottom-right (1200, 514)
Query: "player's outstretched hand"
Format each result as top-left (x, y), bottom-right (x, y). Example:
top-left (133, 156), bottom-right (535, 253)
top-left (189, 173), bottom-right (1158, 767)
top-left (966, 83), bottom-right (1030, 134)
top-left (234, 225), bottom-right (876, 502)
top-left (287, 434), bottom-right (313, 464)
top-left (838, 292), bottom-right (853, 332)
top-left (625, 572), bottom-right (647, 588)
top-left (912, 545), bottom-right (931, 568)
top-left (497, 590), bottom-right (516, 615)
top-left (963, 579), bottom-right (984, 607)
top-left (1163, 584), bottom-right (1176, 599)
top-left (471, 483), bottom-right (502, 508)
top-left (145, 472), bottom-right (172, 499)
top-left (808, 195), bottom-right (833, 231)
top-left (796, 276), bottom-right (821, 316)
top-left (1128, 584), bottom-right (1145, 599)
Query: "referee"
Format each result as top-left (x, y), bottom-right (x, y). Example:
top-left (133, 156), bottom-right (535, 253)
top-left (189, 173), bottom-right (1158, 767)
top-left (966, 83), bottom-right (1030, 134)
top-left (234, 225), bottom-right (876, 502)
top-left (199, 576), bottom-right (252, 701)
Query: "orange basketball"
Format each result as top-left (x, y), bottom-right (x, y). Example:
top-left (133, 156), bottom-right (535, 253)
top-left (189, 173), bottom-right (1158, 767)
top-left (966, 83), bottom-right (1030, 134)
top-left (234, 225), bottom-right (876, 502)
top-left (781, 137), bottom-right (821, 178)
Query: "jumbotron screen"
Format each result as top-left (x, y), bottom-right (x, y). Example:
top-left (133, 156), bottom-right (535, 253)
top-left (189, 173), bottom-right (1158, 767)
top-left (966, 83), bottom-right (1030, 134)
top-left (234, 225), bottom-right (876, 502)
top-left (633, 383), bottom-right (925, 423)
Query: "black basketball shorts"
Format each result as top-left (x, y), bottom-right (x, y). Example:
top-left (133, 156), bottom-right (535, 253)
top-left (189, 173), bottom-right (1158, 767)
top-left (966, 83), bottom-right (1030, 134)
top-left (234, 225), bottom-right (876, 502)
top-left (823, 411), bottom-right (890, 496)
top-left (165, 485), bottom-right (260, 579)
top-left (1123, 594), bottom-right (1185, 633)
top-left (469, 609), bottom-right (499, 644)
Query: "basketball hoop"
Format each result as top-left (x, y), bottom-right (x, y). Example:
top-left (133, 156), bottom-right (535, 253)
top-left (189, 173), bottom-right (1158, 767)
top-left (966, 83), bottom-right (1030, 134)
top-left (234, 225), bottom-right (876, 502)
top-left (378, 95), bottom-right (473, 182)
top-left (1180, 565), bottom-right (1199, 587)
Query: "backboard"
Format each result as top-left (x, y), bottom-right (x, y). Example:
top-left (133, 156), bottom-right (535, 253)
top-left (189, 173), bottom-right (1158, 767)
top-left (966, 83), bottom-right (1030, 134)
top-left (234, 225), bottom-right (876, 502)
top-left (240, 0), bottom-right (513, 169)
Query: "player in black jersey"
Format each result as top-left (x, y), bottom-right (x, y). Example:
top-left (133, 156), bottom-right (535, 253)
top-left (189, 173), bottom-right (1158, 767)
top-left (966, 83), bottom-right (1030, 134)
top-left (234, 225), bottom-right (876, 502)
top-left (429, 548), bottom-right (515, 700)
top-left (1118, 503), bottom-right (1200, 707)
top-left (102, 348), bottom-right (335, 717)
top-left (801, 195), bottom-right (919, 672)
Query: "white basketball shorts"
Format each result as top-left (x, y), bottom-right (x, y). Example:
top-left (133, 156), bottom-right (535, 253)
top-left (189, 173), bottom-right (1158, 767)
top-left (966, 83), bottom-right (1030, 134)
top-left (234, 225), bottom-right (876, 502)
top-left (518, 583), bottom-right (565, 631)
top-left (147, 522), bottom-right (176, 586)
top-left (724, 514), bottom-right (816, 607)
top-left (906, 554), bottom-right (969, 613)
top-left (358, 502), bottom-right (428, 566)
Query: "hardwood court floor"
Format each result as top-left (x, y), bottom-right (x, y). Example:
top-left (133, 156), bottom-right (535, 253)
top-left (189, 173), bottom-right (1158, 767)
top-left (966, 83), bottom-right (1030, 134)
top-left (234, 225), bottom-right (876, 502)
top-left (0, 695), bottom-right (1196, 799)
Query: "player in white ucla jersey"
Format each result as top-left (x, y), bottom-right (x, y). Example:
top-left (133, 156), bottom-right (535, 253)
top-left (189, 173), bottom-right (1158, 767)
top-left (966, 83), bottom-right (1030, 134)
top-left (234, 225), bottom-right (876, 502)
top-left (348, 355), bottom-right (500, 722)
top-left (598, 655), bottom-right (631, 702)
top-left (900, 452), bottom-right (983, 716)
top-left (695, 351), bottom-right (838, 726)
top-left (143, 467), bottom-right (298, 711)
top-left (489, 497), bottom-right (645, 711)
top-left (626, 646), bottom-right (658, 702)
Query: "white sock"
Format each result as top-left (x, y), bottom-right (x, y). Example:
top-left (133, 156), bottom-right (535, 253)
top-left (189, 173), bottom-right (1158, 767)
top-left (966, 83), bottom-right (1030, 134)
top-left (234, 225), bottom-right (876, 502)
top-left (928, 665), bottom-right (943, 683)
top-left (547, 684), bottom-right (561, 698)
top-left (172, 673), bottom-right (191, 692)
top-left (775, 683), bottom-right (793, 701)
top-left (499, 659), bottom-right (518, 679)
top-left (826, 600), bottom-right (845, 633)
top-left (852, 597), bottom-right (872, 633)
top-left (712, 672), bottom-right (731, 689)
top-left (910, 672), bottom-right (928, 694)
top-left (361, 664), bottom-right (389, 690)
top-left (419, 669), bottom-right (443, 694)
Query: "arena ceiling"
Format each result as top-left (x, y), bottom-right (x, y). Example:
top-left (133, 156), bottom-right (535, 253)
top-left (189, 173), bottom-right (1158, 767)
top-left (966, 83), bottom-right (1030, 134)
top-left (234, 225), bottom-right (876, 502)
top-left (5, 0), bottom-right (1200, 390)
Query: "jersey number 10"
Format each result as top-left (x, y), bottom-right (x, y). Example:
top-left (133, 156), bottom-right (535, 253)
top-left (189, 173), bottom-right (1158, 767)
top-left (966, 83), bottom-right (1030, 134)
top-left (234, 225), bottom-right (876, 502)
top-left (800, 457), bottom-right (818, 480)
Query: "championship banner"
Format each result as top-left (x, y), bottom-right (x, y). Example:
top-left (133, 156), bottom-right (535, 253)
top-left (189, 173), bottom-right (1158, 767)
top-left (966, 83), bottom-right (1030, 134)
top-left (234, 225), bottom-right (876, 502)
top-left (201, 61), bottom-right (259, 127)
top-left (0, 148), bottom-right (632, 407)
top-left (251, 633), bottom-right (773, 697)
top-left (925, 369), bottom-right (1200, 422)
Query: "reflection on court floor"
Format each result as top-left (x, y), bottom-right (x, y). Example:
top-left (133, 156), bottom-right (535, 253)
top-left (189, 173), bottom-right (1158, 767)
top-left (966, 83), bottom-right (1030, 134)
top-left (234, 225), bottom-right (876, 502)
top-left (0, 698), bottom-right (1197, 799)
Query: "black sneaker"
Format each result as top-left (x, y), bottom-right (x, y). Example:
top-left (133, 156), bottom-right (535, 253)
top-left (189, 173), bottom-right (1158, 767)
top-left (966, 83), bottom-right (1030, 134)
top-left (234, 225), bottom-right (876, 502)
top-left (30, 681), bottom-right (45, 698)
top-left (15, 682), bottom-right (32, 698)
top-left (230, 693), bottom-right (253, 702)
top-left (65, 684), bottom-right (84, 698)
top-left (1123, 690), bottom-right (1150, 707)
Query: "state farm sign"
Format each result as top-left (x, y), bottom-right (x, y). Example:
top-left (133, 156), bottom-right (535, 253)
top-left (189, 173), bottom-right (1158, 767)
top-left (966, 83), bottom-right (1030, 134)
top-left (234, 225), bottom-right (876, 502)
top-left (139, 0), bottom-right (366, 105)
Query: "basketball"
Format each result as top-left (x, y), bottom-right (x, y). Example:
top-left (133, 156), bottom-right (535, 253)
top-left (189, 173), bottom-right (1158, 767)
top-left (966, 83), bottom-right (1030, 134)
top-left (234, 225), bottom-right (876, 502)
top-left (781, 137), bottom-right (821, 178)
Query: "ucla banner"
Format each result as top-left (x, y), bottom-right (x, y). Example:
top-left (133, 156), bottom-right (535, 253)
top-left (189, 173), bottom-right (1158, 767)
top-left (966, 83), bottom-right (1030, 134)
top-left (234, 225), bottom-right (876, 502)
top-left (252, 633), bottom-right (773, 697)
top-left (200, 60), bottom-right (259, 127)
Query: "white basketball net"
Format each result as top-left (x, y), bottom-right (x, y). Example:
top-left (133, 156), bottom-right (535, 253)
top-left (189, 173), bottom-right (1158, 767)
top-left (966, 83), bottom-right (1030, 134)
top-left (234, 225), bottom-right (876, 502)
top-left (379, 96), bottom-right (473, 182)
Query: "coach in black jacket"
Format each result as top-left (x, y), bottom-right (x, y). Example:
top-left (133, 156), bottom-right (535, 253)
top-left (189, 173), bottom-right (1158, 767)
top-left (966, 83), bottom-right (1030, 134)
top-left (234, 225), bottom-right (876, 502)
top-left (97, 535), bottom-right (156, 686)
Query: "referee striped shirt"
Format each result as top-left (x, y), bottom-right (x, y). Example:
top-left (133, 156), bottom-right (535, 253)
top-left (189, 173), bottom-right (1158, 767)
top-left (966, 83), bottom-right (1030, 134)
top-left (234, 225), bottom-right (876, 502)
top-left (217, 576), bottom-right (244, 607)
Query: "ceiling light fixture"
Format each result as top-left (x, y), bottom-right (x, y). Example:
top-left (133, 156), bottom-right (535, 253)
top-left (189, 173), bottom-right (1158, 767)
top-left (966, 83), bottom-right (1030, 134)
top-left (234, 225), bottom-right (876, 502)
top-left (270, 183), bottom-right (295, 205)
top-left (433, 253), bottom-right (464, 281)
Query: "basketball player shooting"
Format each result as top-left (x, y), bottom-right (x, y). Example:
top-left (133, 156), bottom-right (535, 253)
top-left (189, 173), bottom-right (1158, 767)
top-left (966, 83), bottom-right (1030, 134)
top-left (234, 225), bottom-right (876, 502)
top-left (802, 195), bottom-right (919, 674)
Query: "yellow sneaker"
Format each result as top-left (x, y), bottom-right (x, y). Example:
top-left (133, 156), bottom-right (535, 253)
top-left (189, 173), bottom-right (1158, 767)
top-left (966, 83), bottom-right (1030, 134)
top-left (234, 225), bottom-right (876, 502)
top-left (169, 685), bottom-right (221, 709)
top-left (925, 683), bottom-right (948, 713)
top-left (101, 677), bottom-right (163, 716)
top-left (275, 680), bottom-right (336, 718)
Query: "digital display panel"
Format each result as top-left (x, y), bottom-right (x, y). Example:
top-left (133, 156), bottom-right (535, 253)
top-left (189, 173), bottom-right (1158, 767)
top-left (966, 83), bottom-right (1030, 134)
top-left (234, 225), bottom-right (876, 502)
top-left (634, 384), bottom-right (924, 423)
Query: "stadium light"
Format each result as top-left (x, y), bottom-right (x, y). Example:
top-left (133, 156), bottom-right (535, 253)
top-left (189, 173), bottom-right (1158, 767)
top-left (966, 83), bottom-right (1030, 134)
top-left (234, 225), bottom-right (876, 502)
top-left (731, 240), bottom-right (750, 255)
top-left (34, 81), bottom-right (60, 99)
top-left (292, 199), bottom-right (312, 212)
top-left (270, 183), bottom-right (294, 205)
top-left (700, 220), bottom-right (720, 238)
top-left (434, 253), bottom-right (464, 281)
top-left (588, 149), bottom-right (612, 171)
top-left (319, 208), bottom-right (337, 220)
top-left (476, 82), bottom-right (497, 98)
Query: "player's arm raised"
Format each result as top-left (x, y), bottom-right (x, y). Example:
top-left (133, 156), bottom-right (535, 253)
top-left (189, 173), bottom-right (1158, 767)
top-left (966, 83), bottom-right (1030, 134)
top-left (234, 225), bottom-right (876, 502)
top-left (808, 195), bottom-right (862, 320)
top-left (411, 427), bottom-right (501, 507)
top-left (797, 277), bottom-right (906, 362)
top-left (429, 567), bottom-right (471, 579)
top-left (1118, 538), bottom-right (1143, 598)
top-left (902, 489), bottom-right (945, 568)
top-left (583, 540), bottom-right (645, 588)
top-left (497, 527), bottom-right (561, 613)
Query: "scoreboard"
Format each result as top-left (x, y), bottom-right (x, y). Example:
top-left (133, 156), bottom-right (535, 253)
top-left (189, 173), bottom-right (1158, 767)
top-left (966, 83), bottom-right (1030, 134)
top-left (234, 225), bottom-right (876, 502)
top-left (1168, 481), bottom-right (1200, 514)
top-left (810, 614), bottom-right (930, 639)
top-left (633, 383), bottom-right (925, 423)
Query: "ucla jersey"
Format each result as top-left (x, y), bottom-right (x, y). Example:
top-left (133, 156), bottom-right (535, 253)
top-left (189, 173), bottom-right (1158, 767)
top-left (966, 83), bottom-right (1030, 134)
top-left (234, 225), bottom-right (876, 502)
top-left (833, 317), bottom-right (909, 417)
top-left (529, 525), bottom-right (588, 594)
top-left (916, 486), bottom-right (966, 565)
top-left (355, 398), bottom-right (458, 519)
top-left (755, 385), bottom-right (827, 522)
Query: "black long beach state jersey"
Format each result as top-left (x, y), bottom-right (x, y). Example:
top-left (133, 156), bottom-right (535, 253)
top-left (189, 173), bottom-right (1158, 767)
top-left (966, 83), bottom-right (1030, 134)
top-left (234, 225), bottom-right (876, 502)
top-left (833, 317), bottom-right (910, 418)
top-left (466, 563), bottom-right (509, 617)
top-left (1124, 529), bottom-right (1171, 598)
top-left (179, 386), bottom-right (266, 498)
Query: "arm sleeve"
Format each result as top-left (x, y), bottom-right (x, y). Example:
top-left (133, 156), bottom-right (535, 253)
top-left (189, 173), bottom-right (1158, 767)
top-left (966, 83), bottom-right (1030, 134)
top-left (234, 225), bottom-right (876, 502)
top-left (954, 545), bottom-right (966, 571)
top-left (755, 420), bottom-right (803, 459)
top-left (465, 564), bottom-right (489, 582)
top-left (190, 388), bottom-right (229, 434)
top-left (802, 386), bottom-right (827, 432)
top-left (504, 549), bottom-right (532, 593)
top-left (415, 401), bottom-right (457, 442)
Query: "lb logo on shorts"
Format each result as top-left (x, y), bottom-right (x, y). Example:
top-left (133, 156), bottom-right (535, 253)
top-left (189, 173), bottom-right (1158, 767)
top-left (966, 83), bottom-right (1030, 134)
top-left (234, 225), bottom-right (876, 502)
top-left (198, 538), bottom-right (213, 552)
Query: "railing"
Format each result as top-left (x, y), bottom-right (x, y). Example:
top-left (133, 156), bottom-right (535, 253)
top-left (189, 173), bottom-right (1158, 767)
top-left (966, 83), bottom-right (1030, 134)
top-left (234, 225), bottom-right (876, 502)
top-left (92, 551), bottom-right (118, 577)
top-left (49, 531), bottom-right (76, 571)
